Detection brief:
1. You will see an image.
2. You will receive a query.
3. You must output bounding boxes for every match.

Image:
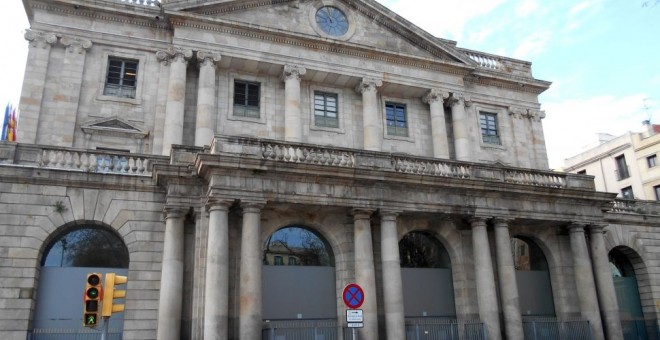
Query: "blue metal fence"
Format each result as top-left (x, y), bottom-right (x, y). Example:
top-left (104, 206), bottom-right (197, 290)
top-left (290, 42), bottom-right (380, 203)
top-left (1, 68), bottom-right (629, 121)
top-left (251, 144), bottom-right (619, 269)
top-left (27, 328), bottom-right (122, 340)
top-left (262, 319), bottom-right (342, 340)
top-left (405, 318), bottom-right (487, 340)
top-left (522, 317), bottom-right (592, 340)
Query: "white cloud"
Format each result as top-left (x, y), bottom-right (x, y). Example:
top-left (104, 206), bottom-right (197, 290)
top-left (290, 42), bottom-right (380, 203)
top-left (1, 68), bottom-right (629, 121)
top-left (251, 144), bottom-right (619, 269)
top-left (568, 0), bottom-right (602, 16)
top-left (515, 0), bottom-right (539, 17)
top-left (384, 0), bottom-right (508, 40)
top-left (512, 31), bottom-right (551, 59)
top-left (543, 94), bottom-right (649, 168)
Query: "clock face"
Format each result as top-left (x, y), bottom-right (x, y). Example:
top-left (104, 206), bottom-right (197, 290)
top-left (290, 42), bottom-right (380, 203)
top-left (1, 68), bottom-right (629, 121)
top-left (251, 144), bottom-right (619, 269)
top-left (315, 6), bottom-right (349, 36)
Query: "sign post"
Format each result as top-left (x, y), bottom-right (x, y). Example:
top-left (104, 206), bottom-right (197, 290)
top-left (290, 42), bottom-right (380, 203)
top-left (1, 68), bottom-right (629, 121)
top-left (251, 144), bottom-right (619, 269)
top-left (342, 283), bottom-right (365, 340)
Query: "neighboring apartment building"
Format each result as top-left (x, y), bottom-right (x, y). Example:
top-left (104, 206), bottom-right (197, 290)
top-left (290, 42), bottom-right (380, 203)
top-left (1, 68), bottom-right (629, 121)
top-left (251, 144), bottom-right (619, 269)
top-left (1, 1), bottom-right (659, 340)
top-left (565, 122), bottom-right (660, 201)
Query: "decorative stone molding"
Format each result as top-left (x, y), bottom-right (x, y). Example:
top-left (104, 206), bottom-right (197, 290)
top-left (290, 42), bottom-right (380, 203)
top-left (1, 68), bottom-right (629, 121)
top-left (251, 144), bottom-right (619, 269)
top-left (422, 89), bottom-right (450, 104)
top-left (60, 36), bottom-right (92, 54)
top-left (447, 93), bottom-right (472, 108)
top-left (508, 106), bottom-right (527, 119)
top-left (281, 64), bottom-right (307, 81)
top-left (197, 50), bottom-right (222, 68)
top-left (355, 78), bottom-right (383, 94)
top-left (509, 107), bottom-right (546, 121)
top-left (528, 109), bottom-right (546, 122)
top-left (156, 47), bottom-right (193, 66)
top-left (24, 30), bottom-right (57, 49)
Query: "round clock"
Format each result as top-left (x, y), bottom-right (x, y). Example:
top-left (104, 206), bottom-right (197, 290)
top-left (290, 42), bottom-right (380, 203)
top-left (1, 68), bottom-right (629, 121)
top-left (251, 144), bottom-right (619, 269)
top-left (315, 6), bottom-right (349, 36)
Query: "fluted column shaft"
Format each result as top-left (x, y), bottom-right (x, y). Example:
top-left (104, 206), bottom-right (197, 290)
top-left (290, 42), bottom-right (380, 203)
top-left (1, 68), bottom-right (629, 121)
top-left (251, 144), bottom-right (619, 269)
top-left (356, 78), bottom-right (383, 151)
top-left (423, 89), bottom-right (450, 159)
top-left (569, 224), bottom-right (605, 340)
top-left (239, 202), bottom-right (264, 340)
top-left (19, 30), bottom-right (57, 144)
top-left (380, 211), bottom-right (405, 340)
top-left (493, 218), bottom-right (523, 340)
top-left (204, 200), bottom-right (232, 340)
top-left (450, 94), bottom-right (471, 161)
top-left (589, 225), bottom-right (624, 340)
top-left (157, 208), bottom-right (186, 340)
top-left (353, 209), bottom-right (378, 340)
top-left (471, 218), bottom-right (501, 340)
top-left (283, 65), bottom-right (306, 142)
top-left (160, 48), bottom-right (192, 155)
top-left (195, 51), bottom-right (221, 147)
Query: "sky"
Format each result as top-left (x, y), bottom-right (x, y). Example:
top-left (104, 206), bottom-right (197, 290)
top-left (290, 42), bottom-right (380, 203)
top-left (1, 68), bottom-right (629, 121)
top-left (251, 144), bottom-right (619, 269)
top-left (1, 0), bottom-right (659, 169)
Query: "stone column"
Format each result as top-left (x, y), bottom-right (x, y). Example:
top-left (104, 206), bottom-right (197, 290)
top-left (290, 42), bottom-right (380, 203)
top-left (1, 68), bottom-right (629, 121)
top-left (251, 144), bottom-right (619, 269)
top-left (157, 207), bottom-right (186, 340)
top-left (588, 225), bottom-right (624, 340)
top-left (568, 224), bottom-right (605, 340)
top-left (159, 47), bottom-right (193, 155)
top-left (353, 209), bottom-right (378, 340)
top-left (282, 65), bottom-right (307, 142)
top-left (356, 78), bottom-right (383, 152)
top-left (470, 217), bottom-right (501, 340)
top-left (423, 89), bottom-right (450, 159)
top-left (19, 30), bottom-right (57, 144)
top-left (493, 218), bottom-right (523, 340)
top-left (380, 211), bottom-right (405, 340)
top-left (204, 200), bottom-right (233, 340)
top-left (239, 202), bottom-right (264, 340)
top-left (195, 51), bottom-right (221, 147)
top-left (448, 93), bottom-right (472, 161)
top-left (48, 36), bottom-right (92, 147)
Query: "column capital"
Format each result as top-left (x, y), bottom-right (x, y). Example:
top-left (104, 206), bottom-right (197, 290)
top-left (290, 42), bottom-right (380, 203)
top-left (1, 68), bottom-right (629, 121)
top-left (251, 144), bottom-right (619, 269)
top-left (352, 208), bottom-right (375, 220)
top-left (355, 77), bottom-right (382, 94)
top-left (492, 217), bottom-right (513, 228)
top-left (163, 206), bottom-right (187, 219)
top-left (197, 50), bottom-right (221, 68)
top-left (587, 224), bottom-right (608, 234)
top-left (240, 200), bottom-right (265, 213)
top-left (205, 198), bottom-right (233, 212)
top-left (448, 92), bottom-right (472, 107)
top-left (469, 216), bottom-right (488, 228)
top-left (24, 30), bottom-right (57, 49)
top-left (508, 106), bottom-right (527, 119)
top-left (60, 36), bottom-right (92, 54)
top-left (568, 222), bottom-right (587, 233)
top-left (422, 88), bottom-right (450, 104)
top-left (380, 210), bottom-right (400, 222)
top-left (156, 47), bottom-right (193, 66)
top-left (282, 64), bottom-right (307, 81)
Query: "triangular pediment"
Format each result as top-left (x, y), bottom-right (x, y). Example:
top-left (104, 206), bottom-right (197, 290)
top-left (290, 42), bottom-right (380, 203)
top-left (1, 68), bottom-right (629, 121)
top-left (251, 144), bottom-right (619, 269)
top-left (81, 117), bottom-right (149, 138)
top-left (168, 0), bottom-right (473, 66)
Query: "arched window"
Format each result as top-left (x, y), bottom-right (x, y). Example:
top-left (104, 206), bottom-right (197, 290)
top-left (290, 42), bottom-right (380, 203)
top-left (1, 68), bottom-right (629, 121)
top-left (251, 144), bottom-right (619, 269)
top-left (42, 225), bottom-right (129, 268)
top-left (399, 231), bottom-right (451, 269)
top-left (512, 236), bottom-right (555, 318)
top-left (610, 247), bottom-right (648, 339)
top-left (511, 237), bottom-right (548, 271)
top-left (263, 226), bottom-right (334, 267)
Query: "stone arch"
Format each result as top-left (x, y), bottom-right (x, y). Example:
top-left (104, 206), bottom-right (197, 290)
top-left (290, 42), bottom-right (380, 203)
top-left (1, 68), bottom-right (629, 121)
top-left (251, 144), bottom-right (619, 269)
top-left (510, 233), bottom-right (557, 318)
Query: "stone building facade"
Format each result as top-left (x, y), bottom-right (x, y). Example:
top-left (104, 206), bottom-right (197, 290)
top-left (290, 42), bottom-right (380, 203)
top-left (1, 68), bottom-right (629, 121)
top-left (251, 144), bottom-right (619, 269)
top-left (1, 0), bottom-right (660, 340)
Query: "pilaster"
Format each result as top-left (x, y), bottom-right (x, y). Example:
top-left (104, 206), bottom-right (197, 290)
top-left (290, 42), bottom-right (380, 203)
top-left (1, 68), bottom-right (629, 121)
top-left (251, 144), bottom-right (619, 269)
top-left (356, 78), bottom-right (383, 152)
top-left (195, 51), bottom-right (222, 147)
top-left (448, 93), bottom-right (472, 161)
top-left (160, 47), bottom-right (193, 155)
top-left (423, 89), bottom-right (450, 159)
top-left (282, 65), bottom-right (307, 142)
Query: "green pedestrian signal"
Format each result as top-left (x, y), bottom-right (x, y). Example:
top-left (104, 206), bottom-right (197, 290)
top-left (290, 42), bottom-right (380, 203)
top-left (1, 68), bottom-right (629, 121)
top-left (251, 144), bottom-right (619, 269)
top-left (83, 273), bottom-right (102, 327)
top-left (84, 313), bottom-right (98, 326)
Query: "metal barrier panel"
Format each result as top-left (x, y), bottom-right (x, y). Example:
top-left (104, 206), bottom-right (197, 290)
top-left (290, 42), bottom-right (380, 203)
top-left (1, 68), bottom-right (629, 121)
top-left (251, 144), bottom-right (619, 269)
top-left (522, 318), bottom-right (593, 340)
top-left (621, 319), bottom-right (649, 340)
top-left (404, 318), bottom-right (486, 340)
top-left (262, 319), bottom-right (339, 340)
top-left (28, 328), bottom-right (122, 340)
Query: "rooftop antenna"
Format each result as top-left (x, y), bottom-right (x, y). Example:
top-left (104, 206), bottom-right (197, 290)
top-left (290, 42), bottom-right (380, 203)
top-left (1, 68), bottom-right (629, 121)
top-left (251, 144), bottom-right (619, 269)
top-left (644, 98), bottom-right (652, 122)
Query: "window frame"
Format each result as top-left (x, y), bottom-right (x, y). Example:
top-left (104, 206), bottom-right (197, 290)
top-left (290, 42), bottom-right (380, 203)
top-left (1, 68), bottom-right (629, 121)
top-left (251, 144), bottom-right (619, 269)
top-left (233, 80), bottom-right (261, 119)
top-left (385, 101), bottom-right (409, 137)
top-left (615, 154), bottom-right (630, 180)
top-left (309, 84), bottom-right (346, 134)
top-left (96, 51), bottom-right (146, 107)
top-left (654, 185), bottom-right (660, 201)
top-left (479, 111), bottom-right (501, 145)
top-left (313, 91), bottom-right (339, 128)
top-left (103, 57), bottom-right (138, 99)
top-left (621, 186), bottom-right (634, 199)
top-left (227, 73), bottom-right (268, 125)
top-left (648, 154), bottom-right (657, 168)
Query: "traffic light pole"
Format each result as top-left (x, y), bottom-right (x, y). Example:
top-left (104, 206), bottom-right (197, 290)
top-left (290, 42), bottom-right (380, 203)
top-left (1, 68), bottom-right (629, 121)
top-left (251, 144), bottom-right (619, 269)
top-left (101, 316), bottom-right (109, 340)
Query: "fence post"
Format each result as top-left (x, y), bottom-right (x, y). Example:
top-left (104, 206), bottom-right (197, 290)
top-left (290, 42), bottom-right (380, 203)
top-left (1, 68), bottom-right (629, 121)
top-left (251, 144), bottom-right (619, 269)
top-left (532, 321), bottom-right (537, 340)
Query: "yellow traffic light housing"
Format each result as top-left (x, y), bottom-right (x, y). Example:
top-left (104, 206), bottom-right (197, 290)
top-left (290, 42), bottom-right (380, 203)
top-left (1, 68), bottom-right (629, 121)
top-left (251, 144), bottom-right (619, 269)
top-left (102, 273), bottom-right (127, 317)
top-left (83, 273), bottom-right (102, 327)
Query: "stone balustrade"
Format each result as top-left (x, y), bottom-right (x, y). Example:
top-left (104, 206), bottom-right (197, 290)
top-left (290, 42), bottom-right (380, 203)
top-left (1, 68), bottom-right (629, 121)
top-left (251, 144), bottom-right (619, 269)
top-left (261, 142), bottom-right (355, 167)
top-left (0, 143), bottom-right (162, 176)
top-left (465, 51), bottom-right (501, 70)
top-left (611, 199), bottom-right (660, 215)
top-left (119, 0), bottom-right (160, 6)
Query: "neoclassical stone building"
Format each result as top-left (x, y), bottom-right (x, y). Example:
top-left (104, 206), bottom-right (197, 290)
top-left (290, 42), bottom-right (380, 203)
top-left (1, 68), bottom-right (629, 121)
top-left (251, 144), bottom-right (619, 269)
top-left (1, 0), bottom-right (659, 340)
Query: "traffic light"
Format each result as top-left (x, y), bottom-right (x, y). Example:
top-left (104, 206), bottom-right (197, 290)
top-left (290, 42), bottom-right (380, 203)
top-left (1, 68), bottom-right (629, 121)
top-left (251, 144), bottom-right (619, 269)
top-left (83, 273), bottom-right (102, 327)
top-left (102, 273), bottom-right (127, 317)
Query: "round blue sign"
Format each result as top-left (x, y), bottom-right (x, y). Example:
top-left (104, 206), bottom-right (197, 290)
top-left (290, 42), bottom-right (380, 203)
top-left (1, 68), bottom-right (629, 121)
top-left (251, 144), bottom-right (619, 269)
top-left (342, 283), bottom-right (364, 309)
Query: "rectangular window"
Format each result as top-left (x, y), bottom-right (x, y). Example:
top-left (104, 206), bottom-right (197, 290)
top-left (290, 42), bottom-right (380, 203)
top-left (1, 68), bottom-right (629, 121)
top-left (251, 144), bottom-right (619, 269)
top-left (233, 80), bottom-right (260, 118)
top-left (314, 92), bottom-right (339, 128)
top-left (648, 155), bottom-right (657, 168)
top-left (615, 155), bottom-right (630, 180)
top-left (655, 185), bottom-right (660, 201)
top-left (103, 57), bottom-right (138, 99)
top-left (274, 256), bottom-right (283, 266)
top-left (480, 112), bottom-right (500, 144)
top-left (621, 186), bottom-right (634, 199)
top-left (386, 102), bottom-right (408, 137)
top-left (288, 257), bottom-right (298, 266)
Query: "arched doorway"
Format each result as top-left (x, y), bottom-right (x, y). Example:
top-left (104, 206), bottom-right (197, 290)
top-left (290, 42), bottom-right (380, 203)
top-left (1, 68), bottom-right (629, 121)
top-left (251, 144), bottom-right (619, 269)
top-left (511, 236), bottom-right (556, 318)
top-left (399, 231), bottom-right (456, 318)
top-left (610, 247), bottom-right (649, 340)
top-left (33, 224), bottom-right (129, 335)
top-left (262, 225), bottom-right (336, 321)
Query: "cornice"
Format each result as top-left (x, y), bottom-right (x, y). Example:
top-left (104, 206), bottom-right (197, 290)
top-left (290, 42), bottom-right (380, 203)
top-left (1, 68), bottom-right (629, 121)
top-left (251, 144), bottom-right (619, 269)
top-left (169, 15), bottom-right (473, 77)
top-left (30, 0), bottom-right (169, 31)
top-left (464, 74), bottom-right (550, 95)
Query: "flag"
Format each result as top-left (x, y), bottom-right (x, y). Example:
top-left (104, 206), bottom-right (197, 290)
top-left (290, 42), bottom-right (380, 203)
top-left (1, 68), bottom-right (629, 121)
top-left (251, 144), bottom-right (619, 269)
top-left (7, 105), bottom-right (18, 142)
top-left (1, 104), bottom-right (9, 141)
